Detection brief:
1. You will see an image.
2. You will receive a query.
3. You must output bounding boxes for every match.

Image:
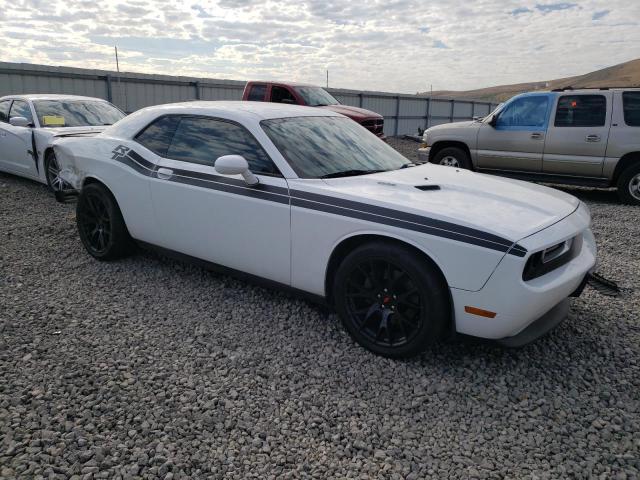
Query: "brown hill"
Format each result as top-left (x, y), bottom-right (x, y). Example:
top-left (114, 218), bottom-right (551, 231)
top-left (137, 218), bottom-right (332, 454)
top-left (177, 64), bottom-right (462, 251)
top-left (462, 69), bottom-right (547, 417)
top-left (426, 58), bottom-right (640, 103)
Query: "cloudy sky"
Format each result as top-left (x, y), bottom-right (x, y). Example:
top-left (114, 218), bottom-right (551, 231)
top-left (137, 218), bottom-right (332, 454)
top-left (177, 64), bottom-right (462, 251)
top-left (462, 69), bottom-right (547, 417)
top-left (0, 0), bottom-right (638, 93)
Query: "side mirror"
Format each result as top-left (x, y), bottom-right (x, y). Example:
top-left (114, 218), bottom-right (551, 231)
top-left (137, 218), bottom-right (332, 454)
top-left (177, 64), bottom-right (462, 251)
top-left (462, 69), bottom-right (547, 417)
top-left (281, 98), bottom-right (295, 104)
top-left (10, 116), bottom-right (31, 127)
top-left (488, 115), bottom-right (498, 127)
top-left (214, 155), bottom-right (259, 186)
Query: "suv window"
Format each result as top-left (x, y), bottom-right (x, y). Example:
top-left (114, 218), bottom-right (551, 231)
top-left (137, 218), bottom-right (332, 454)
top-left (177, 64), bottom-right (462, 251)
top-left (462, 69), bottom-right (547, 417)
top-left (0, 100), bottom-right (11, 123)
top-left (271, 86), bottom-right (296, 104)
top-left (496, 96), bottom-right (548, 128)
top-left (9, 100), bottom-right (34, 125)
top-left (166, 116), bottom-right (279, 175)
top-left (554, 95), bottom-right (606, 127)
top-left (135, 115), bottom-right (181, 156)
top-left (622, 92), bottom-right (640, 127)
top-left (247, 84), bottom-right (266, 101)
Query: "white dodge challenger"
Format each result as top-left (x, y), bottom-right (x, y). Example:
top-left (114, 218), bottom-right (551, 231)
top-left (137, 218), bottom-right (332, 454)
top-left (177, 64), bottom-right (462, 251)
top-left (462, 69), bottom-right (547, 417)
top-left (53, 101), bottom-right (597, 357)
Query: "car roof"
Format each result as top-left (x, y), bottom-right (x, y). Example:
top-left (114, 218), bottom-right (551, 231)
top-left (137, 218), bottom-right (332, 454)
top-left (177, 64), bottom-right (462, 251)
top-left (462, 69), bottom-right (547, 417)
top-left (248, 80), bottom-right (318, 88)
top-left (137, 101), bottom-right (342, 120)
top-left (0, 94), bottom-right (110, 102)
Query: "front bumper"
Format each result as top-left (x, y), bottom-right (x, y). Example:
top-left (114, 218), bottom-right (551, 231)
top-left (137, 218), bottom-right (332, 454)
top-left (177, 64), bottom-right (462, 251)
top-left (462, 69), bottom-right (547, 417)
top-left (417, 146), bottom-right (430, 164)
top-left (450, 203), bottom-right (597, 341)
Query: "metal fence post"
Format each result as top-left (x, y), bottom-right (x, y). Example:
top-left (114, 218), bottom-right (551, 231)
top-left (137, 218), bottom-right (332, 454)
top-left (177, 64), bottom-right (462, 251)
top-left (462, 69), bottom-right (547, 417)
top-left (471, 101), bottom-right (475, 119)
top-left (449, 99), bottom-right (455, 123)
top-left (358, 93), bottom-right (363, 108)
top-left (394, 95), bottom-right (400, 136)
top-left (194, 81), bottom-right (201, 100)
top-left (425, 97), bottom-right (430, 130)
top-left (106, 74), bottom-right (113, 102)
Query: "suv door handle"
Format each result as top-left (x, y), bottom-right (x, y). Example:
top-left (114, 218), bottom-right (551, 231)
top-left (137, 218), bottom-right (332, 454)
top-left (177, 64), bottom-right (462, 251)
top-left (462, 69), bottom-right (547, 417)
top-left (530, 132), bottom-right (543, 139)
top-left (586, 134), bottom-right (601, 142)
top-left (156, 167), bottom-right (174, 179)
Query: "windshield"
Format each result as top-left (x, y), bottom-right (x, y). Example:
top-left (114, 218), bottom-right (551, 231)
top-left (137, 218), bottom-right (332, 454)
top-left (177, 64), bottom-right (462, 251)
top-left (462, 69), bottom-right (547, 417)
top-left (294, 87), bottom-right (340, 106)
top-left (261, 116), bottom-right (409, 178)
top-left (33, 100), bottom-right (125, 128)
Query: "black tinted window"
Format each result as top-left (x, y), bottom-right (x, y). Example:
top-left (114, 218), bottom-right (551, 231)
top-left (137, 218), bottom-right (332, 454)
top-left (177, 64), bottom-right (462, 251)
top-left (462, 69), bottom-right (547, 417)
top-left (555, 95), bottom-right (606, 127)
top-left (135, 116), bottom-right (181, 156)
top-left (271, 86), bottom-right (296, 104)
top-left (247, 84), bottom-right (266, 101)
top-left (0, 100), bottom-right (10, 123)
top-left (9, 100), bottom-right (33, 124)
top-left (167, 116), bottom-right (278, 175)
top-left (622, 92), bottom-right (640, 127)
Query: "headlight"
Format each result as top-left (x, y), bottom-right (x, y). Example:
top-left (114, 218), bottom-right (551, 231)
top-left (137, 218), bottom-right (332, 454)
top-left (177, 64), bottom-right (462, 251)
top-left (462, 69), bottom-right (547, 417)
top-left (522, 236), bottom-right (580, 281)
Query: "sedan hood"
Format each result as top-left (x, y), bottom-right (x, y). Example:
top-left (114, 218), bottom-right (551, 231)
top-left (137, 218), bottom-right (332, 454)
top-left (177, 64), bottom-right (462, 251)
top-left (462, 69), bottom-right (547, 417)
top-left (44, 125), bottom-right (108, 137)
top-left (318, 104), bottom-right (382, 120)
top-left (320, 164), bottom-right (579, 242)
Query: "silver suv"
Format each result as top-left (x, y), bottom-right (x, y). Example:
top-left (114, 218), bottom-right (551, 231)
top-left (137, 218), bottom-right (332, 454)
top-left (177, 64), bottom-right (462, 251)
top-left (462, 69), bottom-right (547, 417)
top-left (418, 88), bottom-right (640, 204)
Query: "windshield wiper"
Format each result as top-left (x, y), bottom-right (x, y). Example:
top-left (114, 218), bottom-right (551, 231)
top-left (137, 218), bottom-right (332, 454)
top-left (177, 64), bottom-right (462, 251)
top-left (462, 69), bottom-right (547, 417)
top-left (399, 162), bottom-right (416, 169)
top-left (320, 169), bottom-right (385, 179)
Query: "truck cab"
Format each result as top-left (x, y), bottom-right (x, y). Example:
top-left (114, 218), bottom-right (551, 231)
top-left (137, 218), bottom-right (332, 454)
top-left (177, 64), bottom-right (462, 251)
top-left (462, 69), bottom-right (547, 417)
top-left (419, 88), bottom-right (640, 204)
top-left (242, 81), bottom-right (385, 138)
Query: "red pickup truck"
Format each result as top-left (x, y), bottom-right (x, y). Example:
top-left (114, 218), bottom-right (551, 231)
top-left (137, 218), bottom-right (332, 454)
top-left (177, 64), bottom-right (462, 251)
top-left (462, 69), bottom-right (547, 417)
top-left (242, 81), bottom-right (385, 138)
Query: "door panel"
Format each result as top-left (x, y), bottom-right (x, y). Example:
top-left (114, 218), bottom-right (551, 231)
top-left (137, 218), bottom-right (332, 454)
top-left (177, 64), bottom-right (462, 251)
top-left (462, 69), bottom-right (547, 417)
top-left (149, 162), bottom-right (291, 284)
top-left (543, 93), bottom-right (611, 177)
top-left (477, 94), bottom-right (551, 172)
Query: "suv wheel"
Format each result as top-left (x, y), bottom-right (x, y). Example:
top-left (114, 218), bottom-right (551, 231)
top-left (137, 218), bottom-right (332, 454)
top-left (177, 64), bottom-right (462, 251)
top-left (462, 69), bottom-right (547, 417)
top-left (616, 163), bottom-right (640, 205)
top-left (432, 147), bottom-right (472, 170)
top-left (76, 183), bottom-right (134, 260)
top-left (333, 242), bottom-right (450, 358)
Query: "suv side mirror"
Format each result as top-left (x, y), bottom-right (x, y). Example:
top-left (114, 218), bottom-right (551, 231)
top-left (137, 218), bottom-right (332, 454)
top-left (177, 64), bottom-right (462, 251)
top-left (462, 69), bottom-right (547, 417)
top-left (10, 116), bottom-right (31, 127)
top-left (214, 155), bottom-right (259, 186)
top-left (488, 114), bottom-right (498, 128)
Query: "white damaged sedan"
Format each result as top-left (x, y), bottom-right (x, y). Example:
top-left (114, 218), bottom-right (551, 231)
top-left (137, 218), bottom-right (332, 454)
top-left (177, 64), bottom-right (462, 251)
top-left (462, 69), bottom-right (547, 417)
top-left (53, 101), bottom-right (597, 357)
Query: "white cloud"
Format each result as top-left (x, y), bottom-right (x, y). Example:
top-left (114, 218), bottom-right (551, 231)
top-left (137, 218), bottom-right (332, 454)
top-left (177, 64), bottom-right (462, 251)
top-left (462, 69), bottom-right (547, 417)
top-left (0, 0), bottom-right (638, 92)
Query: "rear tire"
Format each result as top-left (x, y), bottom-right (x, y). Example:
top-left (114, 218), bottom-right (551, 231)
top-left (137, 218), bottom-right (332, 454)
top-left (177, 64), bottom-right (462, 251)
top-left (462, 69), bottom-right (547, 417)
top-left (76, 183), bottom-right (134, 261)
top-left (432, 147), bottom-right (472, 170)
top-left (332, 241), bottom-right (450, 358)
top-left (616, 163), bottom-right (640, 205)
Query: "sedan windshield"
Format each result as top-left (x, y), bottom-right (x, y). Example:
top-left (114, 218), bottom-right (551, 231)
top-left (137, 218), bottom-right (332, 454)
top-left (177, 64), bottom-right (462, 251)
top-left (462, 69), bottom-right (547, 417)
top-left (33, 100), bottom-right (125, 128)
top-left (261, 116), bottom-right (408, 178)
top-left (294, 87), bottom-right (340, 106)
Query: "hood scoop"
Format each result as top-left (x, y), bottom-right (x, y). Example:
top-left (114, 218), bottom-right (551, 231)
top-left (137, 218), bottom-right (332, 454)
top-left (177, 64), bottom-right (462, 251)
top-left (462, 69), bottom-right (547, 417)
top-left (415, 185), bottom-right (441, 191)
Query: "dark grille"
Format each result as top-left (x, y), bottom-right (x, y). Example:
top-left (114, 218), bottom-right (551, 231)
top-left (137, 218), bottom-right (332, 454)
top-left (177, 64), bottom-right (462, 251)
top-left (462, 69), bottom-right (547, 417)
top-left (361, 118), bottom-right (384, 136)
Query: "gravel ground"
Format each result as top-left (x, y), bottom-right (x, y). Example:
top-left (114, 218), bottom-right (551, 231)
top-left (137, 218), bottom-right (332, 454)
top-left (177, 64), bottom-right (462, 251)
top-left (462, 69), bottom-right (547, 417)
top-left (1, 139), bottom-right (639, 479)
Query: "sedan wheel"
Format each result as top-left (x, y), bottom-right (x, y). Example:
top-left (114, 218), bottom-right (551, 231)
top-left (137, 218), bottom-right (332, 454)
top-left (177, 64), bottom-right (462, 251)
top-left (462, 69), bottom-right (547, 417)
top-left (45, 153), bottom-right (66, 192)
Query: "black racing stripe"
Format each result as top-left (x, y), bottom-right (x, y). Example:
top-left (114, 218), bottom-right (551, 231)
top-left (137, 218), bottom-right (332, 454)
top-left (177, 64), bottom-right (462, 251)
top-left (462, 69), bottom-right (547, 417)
top-left (166, 173), bottom-right (290, 205)
top-left (112, 148), bottom-right (527, 257)
top-left (292, 198), bottom-right (513, 254)
top-left (290, 189), bottom-right (515, 251)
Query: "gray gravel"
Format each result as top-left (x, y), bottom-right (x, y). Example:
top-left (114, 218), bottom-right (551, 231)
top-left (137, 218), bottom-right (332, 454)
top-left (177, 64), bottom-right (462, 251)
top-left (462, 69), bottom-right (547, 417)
top-left (1, 139), bottom-right (639, 479)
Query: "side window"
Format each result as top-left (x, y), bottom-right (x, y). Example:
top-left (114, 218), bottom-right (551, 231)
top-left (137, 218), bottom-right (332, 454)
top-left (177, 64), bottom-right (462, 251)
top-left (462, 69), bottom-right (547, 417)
top-left (622, 92), bottom-right (640, 127)
top-left (135, 115), bottom-right (181, 156)
top-left (247, 84), bottom-right (266, 101)
top-left (496, 96), bottom-right (548, 128)
top-left (166, 116), bottom-right (279, 175)
top-left (271, 86), bottom-right (296, 104)
top-left (0, 100), bottom-right (11, 123)
top-left (554, 95), bottom-right (606, 127)
top-left (9, 100), bottom-right (34, 125)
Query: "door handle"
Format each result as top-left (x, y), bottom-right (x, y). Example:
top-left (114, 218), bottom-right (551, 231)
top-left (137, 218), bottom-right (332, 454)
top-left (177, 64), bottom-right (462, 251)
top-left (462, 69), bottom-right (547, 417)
top-left (586, 134), bottom-right (601, 142)
top-left (156, 167), bottom-right (173, 179)
top-left (530, 132), bottom-right (543, 139)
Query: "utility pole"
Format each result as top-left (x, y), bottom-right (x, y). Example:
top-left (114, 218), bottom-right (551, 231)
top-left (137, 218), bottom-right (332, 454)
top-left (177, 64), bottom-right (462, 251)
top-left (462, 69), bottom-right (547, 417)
top-left (326, 70), bottom-right (329, 88)
top-left (114, 46), bottom-right (128, 112)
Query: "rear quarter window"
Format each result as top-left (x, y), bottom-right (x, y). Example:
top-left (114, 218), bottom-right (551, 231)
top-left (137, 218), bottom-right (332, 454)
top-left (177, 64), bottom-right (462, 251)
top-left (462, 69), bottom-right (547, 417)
top-left (247, 84), bottom-right (267, 101)
top-left (554, 95), bottom-right (606, 127)
top-left (135, 115), bottom-right (181, 156)
top-left (0, 100), bottom-right (10, 123)
top-left (622, 92), bottom-right (640, 126)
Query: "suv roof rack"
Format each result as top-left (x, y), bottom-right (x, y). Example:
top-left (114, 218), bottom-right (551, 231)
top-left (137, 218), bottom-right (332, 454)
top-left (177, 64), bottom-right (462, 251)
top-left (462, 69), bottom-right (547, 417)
top-left (551, 86), bottom-right (640, 92)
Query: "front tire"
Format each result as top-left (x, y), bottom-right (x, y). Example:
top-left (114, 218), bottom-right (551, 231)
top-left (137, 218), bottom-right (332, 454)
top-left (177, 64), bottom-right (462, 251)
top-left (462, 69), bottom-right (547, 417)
top-left (333, 242), bottom-right (450, 358)
top-left (45, 151), bottom-right (66, 192)
top-left (432, 147), bottom-right (472, 169)
top-left (616, 163), bottom-right (640, 205)
top-left (76, 183), bottom-right (134, 261)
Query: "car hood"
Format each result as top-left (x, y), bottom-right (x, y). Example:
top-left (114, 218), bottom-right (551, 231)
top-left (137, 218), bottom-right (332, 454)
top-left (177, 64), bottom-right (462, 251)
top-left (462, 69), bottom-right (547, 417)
top-left (320, 164), bottom-right (580, 242)
top-left (429, 120), bottom-right (477, 131)
top-left (41, 125), bottom-right (108, 137)
top-left (318, 104), bottom-right (382, 120)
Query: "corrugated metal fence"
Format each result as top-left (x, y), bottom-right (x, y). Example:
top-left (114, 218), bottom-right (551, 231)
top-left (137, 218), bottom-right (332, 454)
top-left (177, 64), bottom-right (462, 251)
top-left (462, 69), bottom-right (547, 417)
top-left (0, 62), bottom-right (498, 136)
